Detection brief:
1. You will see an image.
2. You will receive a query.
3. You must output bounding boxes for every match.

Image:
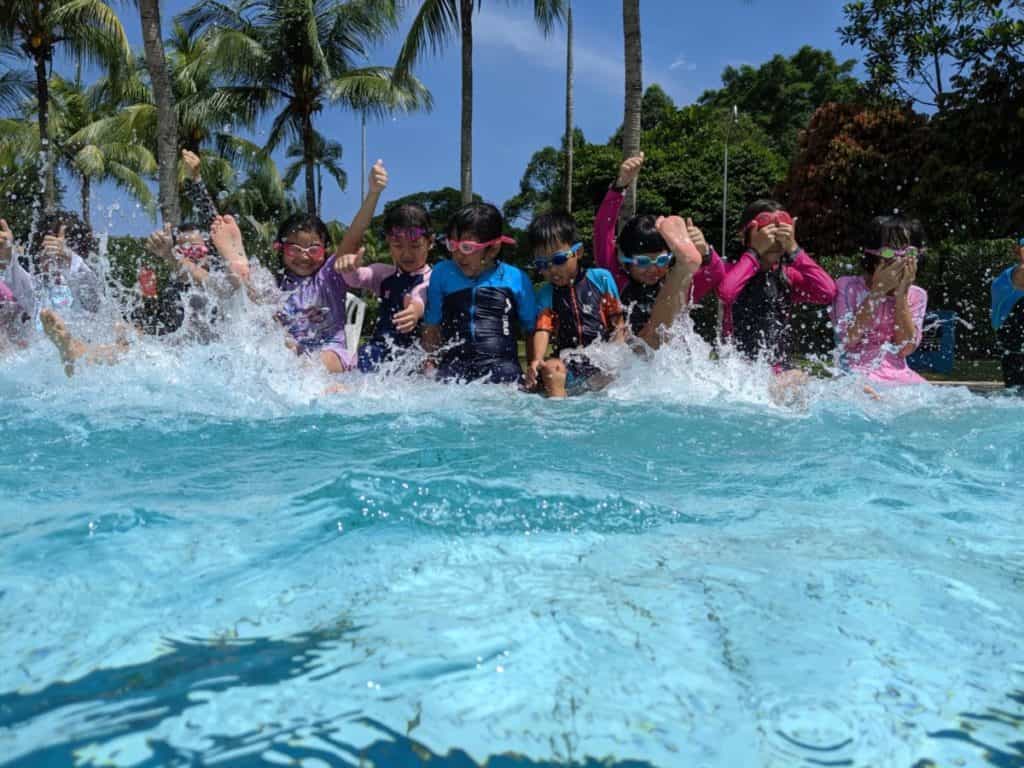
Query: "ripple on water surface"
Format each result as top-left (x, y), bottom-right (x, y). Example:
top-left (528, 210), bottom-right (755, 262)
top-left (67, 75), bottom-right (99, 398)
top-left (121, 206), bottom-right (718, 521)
top-left (1, 329), bottom-right (1023, 767)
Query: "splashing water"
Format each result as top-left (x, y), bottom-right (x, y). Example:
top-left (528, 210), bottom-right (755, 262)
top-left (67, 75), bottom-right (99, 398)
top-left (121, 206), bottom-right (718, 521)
top-left (1, 295), bottom-right (1022, 767)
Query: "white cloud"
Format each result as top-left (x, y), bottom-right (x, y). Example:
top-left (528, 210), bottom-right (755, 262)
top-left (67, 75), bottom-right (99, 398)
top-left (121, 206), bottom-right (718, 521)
top-left (669, 55), bottom-right (697, 72)
top-left (473, 7), bottom-right (622, 85)
top-left (472, 6), bottom-right (693, 104)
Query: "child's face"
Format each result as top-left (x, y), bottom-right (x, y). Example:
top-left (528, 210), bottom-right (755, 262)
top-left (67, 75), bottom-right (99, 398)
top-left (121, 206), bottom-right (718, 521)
top-left (629, 255), bottom-right (670, 286)
top-left (281, 229), bottom-right (327, 277)
top-left (387, 234), bottom-right (431, 273)
top-left (451, 236), bottom-right (499, 279)
top-left (535, 241), bottom-right (580, 287)
top-left (175, 230), bottom-right (209, 265)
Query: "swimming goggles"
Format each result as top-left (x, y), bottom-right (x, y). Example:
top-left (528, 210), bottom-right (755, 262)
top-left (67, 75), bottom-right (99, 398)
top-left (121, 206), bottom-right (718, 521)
top-left (386, 227), bottom-right (429, 242)
top-left (278, 242), bottom-right (327, 261)
top-left (863, 246), bottom-right (924, 260)
top-left (534, 242), bottom-right (582, 270)
top-left (445, 235), bottom-right (516, 255)
top-left (175, 243), bottom-right (209, 263)
top-left (618, 252), bottom-right (672, 268)
top-left (743, 211), bottom-right (794, 232)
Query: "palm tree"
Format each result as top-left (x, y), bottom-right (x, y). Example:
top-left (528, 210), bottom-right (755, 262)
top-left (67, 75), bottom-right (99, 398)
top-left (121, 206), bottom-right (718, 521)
top-left (0, 0), bottom-right (131, 213)
top-left (564, 0), bottom-right (573, 212)
top-left (181, 0), bottom-right (432, 216)
top-left (621, 0), bottom-right (642, 220)
top-left (77, 27), bottom-right (276, 210)
top-left (53, 76), bottom-right (157, 226)
top-left (283, 131), bottom-right (346, 215)
top-left (0, 76), bottom-right (157, 227)
top-left (395, 0), bottom-right (565, 204)
top-left (138, 0), bottom-right (181, 225)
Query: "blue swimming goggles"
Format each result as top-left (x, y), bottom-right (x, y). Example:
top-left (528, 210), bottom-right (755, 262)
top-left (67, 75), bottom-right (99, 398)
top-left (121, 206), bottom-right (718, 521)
top-left (618, 252), bottom-right (672, 268)
top-left (534, 242), bottom-right (583, 271)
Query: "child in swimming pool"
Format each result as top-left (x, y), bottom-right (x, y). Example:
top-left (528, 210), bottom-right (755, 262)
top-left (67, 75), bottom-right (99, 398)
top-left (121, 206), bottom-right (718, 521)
top-left (525, 211), bottom-right (625, 397)
top-left (595, 154), bottom-right (725, 342)
top-left (335, 202), bottom-right (433, 372)
top-left (2, 212), bottom-right (103, 330)
top-left (209, 161), bottom-right (389, 373)
top-left (717, 199), bottom-right (836, 376)
top-left (421, 203), bottom-right (536, 384)
top-left (831, 215), bottom-right (928, 387)
top-left (991, 235), bottom-right (1024, 388)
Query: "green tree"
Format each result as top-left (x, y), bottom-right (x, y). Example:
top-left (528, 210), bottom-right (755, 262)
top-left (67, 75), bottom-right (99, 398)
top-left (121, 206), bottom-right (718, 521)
top-left (777, 101), bottom-right (931, 258)
top-left (0, 76), bottom-right (157, 227)
top-left (182, 0), bottom-right (431, 216)
top-left (699, 45), bottom-right (860, 158)
top-left (505, 106), bottom-right (786, 257)
top-left (53, 76), bottom-right (156, 226)
top-left (282, 131), bottom-right (347, 215)
top-left (0, 0), bottom-right (131, 213)
top-left (395, 0), bottom-right (564, 204)
top-left (840, 0), bottom-right (1024, 237)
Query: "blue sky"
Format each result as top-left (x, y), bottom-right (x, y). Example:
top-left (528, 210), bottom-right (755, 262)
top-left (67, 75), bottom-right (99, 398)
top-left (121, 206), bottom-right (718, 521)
top-left (78, 0), bottom-right (860, 236)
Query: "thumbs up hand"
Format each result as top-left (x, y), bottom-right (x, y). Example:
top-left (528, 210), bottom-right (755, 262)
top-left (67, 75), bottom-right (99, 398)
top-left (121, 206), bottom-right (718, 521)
top-left (369, 159), bottom-right (388, 194)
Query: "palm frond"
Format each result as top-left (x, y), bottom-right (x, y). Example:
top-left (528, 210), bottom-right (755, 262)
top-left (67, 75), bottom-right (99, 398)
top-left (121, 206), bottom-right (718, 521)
top-left (0, 68), bottom-right (33, 114)
top-left (327, 66), bottom-right (433, 116)
top-left (394, 0), bottom-right (459, 81)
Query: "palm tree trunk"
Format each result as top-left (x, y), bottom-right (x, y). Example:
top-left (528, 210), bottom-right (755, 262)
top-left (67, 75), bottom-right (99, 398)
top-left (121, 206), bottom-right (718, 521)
top-left (564, 0), bottom-right (574, 213)
top-left (34, 53), bottom-right (56, 214)
top-left (459, 0), bottom-right (474, 204)
top-left (139, 0), bottom-right (181, 226)
top-left (621, 0), bottom-right (643, 222)
top-left (80, 175), bottom-right (91, 229)
top-left (303, 113), bottom-right (317, 215)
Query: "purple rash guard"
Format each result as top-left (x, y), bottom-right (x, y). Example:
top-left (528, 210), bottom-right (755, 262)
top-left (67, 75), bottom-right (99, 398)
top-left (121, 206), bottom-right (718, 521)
top-left (275, 254), bottom-right (354, 369)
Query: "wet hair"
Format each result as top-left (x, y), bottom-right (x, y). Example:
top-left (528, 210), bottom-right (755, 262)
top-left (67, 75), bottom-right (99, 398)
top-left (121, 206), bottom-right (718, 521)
top-left (860, 214), bottom-right (925, 273)
top-left (383, 203), bottom-right (432, 235)
top-left (274, 213), bottom-right (331, 280)
top-left (447, 202), bottom-right (504, 243)
top-left (527, 211), bottom-right (577, 253)
top-left (739, 199), bottom-right (786, 248)
top-left (618, 214), bottom-right (666, 257)
top-left (31, 210), bottom-right (97, 260)
top-left (276, 213), bottom-right (331, 248)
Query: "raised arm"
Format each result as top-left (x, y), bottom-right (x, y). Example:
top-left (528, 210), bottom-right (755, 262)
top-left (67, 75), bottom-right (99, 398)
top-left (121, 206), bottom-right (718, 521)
top-left (181, 150), bottom-right (218, 230)
top-left (596, 154), bottom-right (644, 291)
top-left (337, 160), bottom-right (388, 257)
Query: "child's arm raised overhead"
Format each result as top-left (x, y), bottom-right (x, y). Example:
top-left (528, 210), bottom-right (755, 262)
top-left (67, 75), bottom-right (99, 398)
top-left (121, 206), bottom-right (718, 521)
top-left (337, 160), bottom-right (389, 257)
top-left (181, 150), bottom-right (218, 230)
top-left (595, 154), bottom-right (644, 291)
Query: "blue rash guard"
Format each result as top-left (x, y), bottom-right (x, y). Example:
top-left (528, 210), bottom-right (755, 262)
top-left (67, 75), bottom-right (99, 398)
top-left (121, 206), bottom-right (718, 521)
top-left (991, 264), bottom-right (1024, 387)
top-left (424, 259), bottom-right (537, 383)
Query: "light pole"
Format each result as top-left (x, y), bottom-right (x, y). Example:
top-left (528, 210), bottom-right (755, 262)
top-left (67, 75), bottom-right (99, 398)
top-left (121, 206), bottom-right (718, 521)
top-left (721, 105), bottom-right (738, 256)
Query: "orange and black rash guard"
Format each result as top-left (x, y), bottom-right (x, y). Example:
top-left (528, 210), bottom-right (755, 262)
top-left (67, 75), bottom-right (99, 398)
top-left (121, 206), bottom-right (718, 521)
top-left (535, 267), bottom-right (623, 352)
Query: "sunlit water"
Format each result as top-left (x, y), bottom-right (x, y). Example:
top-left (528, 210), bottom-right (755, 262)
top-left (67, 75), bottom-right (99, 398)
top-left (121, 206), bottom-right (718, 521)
top-left (1, 303), bottom-right (1022, 767)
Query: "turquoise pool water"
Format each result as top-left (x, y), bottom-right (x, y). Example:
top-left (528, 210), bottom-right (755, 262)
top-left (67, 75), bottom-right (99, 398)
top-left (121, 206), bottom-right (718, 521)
top-left (1, 328), bottom-right (1023, 767)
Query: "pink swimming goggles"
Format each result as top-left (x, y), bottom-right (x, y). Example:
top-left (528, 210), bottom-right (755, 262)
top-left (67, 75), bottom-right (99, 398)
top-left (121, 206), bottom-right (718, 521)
top-left (743, 211), bottom-right (794, 233)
